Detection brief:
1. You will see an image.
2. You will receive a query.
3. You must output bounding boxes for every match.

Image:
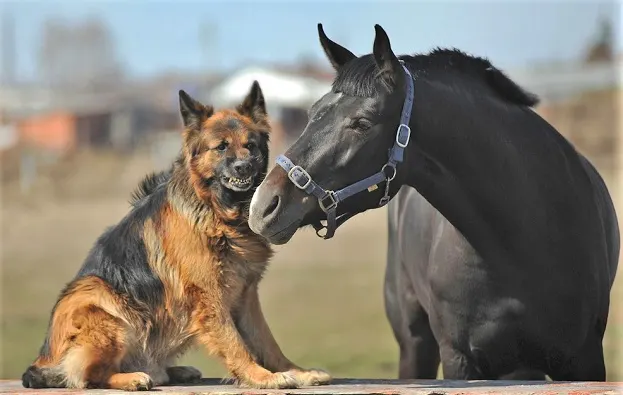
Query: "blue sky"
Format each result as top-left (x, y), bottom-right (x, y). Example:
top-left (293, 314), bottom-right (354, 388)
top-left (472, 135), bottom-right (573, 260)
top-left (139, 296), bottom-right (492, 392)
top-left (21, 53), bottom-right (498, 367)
top-left (2, 0), bottom-right (621, 82)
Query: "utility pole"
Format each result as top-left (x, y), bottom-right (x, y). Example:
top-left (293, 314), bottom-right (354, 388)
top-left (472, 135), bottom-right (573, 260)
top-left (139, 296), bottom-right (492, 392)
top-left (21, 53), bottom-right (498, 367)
top-left (1, 5), bottom-right (16, 85)
top-left (198, 21), bottom-right (219, 72)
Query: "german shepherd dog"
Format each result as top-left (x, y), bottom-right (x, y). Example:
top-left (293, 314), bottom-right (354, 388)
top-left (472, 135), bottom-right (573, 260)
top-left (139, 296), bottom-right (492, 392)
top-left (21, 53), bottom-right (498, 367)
top-left (21, 81), bottom-right (332, 391)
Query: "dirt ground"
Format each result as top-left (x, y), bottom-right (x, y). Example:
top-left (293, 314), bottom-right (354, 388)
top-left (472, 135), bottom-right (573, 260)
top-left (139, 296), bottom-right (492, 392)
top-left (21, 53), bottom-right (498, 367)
top-left (1, 151), bottom-right (621, 381)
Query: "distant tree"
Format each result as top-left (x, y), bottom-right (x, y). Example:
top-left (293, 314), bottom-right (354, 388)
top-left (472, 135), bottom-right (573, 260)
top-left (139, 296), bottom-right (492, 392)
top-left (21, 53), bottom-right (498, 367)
top-left (198, 21), bottom-right (219, 72)
top-left (297, 52), bottom-right (319, 74)
top-left (38, 19), bottom-right (66, 88)
top-left (37, 16), bottom-right (125, 91)
top-left (584, 16), bottom-right (614, 64)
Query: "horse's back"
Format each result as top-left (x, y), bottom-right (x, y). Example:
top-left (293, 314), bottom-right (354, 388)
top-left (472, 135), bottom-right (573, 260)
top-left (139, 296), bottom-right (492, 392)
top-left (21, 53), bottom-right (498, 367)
top-left (578, 154), bottom-right (619, 289)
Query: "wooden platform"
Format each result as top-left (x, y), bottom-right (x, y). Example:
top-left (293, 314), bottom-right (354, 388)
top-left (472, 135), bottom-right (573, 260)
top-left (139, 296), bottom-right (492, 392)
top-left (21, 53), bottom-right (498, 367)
top-left (1, 379), bottom-right (621, 395)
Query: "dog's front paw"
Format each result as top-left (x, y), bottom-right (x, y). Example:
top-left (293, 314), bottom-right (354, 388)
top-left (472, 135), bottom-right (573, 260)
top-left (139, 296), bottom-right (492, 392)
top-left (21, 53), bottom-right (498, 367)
top-left (108, 372), bottom-right (154, 391)
top-left (239, 371), bottom-right (300, 389)
top-left (288, 368), bottom-right (332, 386)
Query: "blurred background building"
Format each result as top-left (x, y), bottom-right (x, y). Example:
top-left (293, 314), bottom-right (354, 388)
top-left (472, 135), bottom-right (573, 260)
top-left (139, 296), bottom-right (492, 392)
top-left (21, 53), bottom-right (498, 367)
top-left (1, 0), bottom-right (621, 383)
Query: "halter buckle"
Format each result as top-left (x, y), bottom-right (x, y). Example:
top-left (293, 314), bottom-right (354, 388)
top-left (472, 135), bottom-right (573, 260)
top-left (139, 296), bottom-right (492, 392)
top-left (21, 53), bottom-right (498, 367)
top-left (396, 124), bottom-right (411, 148)
top-left (287, 165), bottom-right (312, 190)
top-left (319, 191), bottom-right (338, 213)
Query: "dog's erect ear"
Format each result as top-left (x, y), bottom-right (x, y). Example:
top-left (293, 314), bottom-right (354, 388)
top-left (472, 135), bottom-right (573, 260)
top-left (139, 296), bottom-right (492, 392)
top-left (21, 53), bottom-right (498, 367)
top-left (318, 23), bottom-right (357, 70)
top-left (179, 90), bottom-right (214, 128)
top-left (237, 80), bottom-right (266, 123)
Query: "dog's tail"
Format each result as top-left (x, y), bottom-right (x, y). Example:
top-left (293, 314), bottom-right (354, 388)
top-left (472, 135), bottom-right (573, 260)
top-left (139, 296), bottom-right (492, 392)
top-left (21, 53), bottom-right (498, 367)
top-left (22, 310), bottom-right (68, 389)
top-left (22, 318), bottom-right (69, 389)
top-left (22, 364), bottom-right (66, 389)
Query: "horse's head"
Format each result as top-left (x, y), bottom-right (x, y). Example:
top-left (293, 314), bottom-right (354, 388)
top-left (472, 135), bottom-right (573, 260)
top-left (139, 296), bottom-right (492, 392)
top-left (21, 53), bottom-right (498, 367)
top-left (249, 24), bottom-right (411, 244)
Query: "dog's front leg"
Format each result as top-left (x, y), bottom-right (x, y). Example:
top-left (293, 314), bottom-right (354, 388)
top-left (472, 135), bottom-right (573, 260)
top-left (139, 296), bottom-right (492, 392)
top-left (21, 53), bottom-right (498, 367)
top-left (195, 306), bottom-right (298, 389)
top-left (234, 284), bottom-right (332, 386)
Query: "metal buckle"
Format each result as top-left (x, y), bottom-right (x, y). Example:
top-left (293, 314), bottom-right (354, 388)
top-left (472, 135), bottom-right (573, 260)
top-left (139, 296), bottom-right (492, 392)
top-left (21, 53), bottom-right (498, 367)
top-left (287, 165), bottom-right (312, 190)
top-left (319, 191), bottom-right (338, 212)
top-left (396, 124), bottom-right (411, 148)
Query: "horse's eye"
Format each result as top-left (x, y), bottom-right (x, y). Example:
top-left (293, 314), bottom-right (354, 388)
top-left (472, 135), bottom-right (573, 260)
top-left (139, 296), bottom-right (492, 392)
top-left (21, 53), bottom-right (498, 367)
top-left (216, 142), bottom-right (228, 152)
top-left (351, 118), bottom-right (372, 131)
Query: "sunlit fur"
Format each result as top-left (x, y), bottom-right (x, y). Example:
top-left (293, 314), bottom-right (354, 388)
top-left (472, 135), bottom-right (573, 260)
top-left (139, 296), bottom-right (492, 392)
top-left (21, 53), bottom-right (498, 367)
top-left (21, 82), bottom-right (331, 391)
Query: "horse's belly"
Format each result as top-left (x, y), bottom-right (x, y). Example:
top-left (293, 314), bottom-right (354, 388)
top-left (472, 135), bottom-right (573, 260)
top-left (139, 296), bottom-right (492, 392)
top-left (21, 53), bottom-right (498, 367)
top-left (391, 186), bottom-right (593, 356)
top-left (426, 256), bottom-right (592, 361)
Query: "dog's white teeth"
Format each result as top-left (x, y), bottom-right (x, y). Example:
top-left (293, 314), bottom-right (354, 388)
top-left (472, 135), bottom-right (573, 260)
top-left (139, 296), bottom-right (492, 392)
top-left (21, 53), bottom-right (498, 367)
top-left (228, 177), bottom-right (251, 185)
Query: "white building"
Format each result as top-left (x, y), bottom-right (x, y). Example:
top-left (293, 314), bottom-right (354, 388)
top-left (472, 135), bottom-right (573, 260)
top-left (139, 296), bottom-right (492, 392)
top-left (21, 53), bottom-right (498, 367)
top-left (505, 58), bottom-right (622, 104)
top-left (207, 66), bottom-right (333, 148)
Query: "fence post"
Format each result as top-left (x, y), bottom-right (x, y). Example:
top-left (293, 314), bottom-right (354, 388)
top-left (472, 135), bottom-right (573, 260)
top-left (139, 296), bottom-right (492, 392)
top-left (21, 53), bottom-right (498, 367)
top-left (19, 150), bottom-right (36, 195)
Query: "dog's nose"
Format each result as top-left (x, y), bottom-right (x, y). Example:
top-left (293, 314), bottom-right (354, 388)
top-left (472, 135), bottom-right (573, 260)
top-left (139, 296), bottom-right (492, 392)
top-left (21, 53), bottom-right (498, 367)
top-left (233, 161), bottom-right (252, 177)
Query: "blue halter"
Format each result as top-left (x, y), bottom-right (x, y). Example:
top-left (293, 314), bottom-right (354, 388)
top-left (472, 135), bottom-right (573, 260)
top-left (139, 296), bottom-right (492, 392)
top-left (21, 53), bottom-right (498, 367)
top-left (276, 61), bottom-right (414, 239)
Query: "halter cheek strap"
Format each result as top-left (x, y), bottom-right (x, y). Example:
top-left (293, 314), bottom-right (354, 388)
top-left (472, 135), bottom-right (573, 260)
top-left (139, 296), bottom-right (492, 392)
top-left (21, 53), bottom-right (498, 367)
top-left (276, 61), bottom-right (414, 240)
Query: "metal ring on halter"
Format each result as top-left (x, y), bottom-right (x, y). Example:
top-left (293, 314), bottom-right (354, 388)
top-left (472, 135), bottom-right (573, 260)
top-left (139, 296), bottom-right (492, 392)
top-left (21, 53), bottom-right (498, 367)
top-left (382, 164), bottom-right (397, 181)
top-left (315, 225), bottom-right (328, 238)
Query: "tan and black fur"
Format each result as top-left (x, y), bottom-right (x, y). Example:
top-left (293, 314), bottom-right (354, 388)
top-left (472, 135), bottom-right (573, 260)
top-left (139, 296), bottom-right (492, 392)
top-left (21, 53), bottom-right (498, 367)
top-left (21, 81), bottom-right (332, 391)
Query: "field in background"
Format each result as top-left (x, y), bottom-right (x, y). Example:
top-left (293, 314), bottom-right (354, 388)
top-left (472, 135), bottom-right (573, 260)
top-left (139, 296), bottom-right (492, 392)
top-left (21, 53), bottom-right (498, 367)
top-left (1, 150), bottom-right (622, 381)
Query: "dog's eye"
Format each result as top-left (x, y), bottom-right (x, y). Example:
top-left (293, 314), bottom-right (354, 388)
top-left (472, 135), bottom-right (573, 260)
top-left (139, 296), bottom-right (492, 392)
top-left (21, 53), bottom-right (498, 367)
top-left (216, 142), bottom-right (228, 152)
top-left (246, 142), bottom-right (256, 150)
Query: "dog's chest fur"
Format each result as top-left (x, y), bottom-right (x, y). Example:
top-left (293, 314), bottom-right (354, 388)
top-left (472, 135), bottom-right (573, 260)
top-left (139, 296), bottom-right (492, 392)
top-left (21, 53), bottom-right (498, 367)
top-left (134, 207), bottom-right (272, 366)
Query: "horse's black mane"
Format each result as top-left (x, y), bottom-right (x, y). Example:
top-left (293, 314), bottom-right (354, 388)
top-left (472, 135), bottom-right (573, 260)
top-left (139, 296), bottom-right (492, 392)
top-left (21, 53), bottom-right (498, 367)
top-left (129, 168), bottom-right (172, 206)
top-left (332, 47), bottom-right (539, 108)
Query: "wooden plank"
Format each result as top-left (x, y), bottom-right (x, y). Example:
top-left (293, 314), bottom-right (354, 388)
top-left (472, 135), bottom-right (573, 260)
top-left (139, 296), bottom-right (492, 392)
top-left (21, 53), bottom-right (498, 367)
top-left (1, 379), bottom-right (621, 395)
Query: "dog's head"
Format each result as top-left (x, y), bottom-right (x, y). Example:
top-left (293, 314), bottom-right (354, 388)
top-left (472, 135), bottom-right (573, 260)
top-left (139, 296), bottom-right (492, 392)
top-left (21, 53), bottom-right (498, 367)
top-left (179, 81), bottom-right (270, 207)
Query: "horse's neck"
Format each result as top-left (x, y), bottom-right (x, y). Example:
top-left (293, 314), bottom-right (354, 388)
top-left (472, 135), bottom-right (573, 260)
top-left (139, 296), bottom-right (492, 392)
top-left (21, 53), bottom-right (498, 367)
top-left (400, 99), bottom-right (520, 260)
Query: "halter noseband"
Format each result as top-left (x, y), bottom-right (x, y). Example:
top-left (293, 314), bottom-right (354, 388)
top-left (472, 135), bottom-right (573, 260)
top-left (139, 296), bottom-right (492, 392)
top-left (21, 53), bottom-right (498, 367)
top-left (276, 61), bottom-right (414, 240)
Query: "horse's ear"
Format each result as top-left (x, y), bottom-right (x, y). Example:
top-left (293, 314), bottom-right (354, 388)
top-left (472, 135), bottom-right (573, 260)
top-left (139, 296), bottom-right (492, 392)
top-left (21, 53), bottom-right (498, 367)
top-left (237, 80), bottom-right (266, 122)
top-left (372, 24), bottom-right (403, 89)
top-left (318, 23), bottom-right (357, 70)
top-left (179, 90), bottom-right (213, 128)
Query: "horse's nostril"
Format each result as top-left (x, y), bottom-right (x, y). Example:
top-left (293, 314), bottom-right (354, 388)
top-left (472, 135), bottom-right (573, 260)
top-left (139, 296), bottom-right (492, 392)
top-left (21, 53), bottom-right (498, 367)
top-left (263, 195), bottom-right (280, 219)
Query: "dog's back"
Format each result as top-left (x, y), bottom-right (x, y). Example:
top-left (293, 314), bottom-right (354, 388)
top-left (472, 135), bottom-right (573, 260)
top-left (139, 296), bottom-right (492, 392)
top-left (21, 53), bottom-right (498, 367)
top-left (22, 175), bottom-right (182, 389)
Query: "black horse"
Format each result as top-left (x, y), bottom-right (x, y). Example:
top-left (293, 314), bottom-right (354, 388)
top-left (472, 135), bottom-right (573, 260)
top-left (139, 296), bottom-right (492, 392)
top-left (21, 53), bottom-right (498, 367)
top-left (248, 24), bottom-right (619, 381)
